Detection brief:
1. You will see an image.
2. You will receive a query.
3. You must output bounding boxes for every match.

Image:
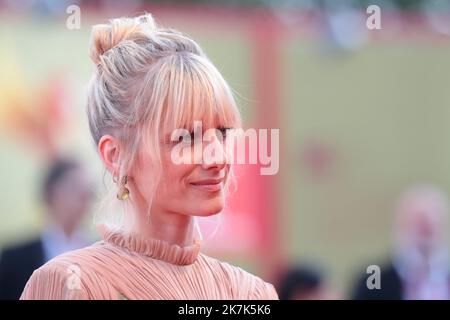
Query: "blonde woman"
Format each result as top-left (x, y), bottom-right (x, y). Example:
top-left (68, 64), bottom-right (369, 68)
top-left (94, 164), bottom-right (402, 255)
top-left (20, 14), bottom-right (278, 300)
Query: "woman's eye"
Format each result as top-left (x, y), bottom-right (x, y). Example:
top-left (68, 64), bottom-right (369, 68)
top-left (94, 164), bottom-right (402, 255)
top-left (218, 127), bottom-right (231, 139)
top-left (175, 131), bottom-right (196, 145)
top-left (179, 132), bottom-right (194, 143)
top-left (171, 128), bottom-right (232, 145)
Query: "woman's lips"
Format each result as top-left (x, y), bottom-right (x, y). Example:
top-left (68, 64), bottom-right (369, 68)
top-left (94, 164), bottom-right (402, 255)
top-left (190, 179), bottom-right (223, 192)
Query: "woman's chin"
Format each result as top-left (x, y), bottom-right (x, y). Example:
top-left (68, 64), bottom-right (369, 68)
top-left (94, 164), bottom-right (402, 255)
top-left (192, 201), bottom-right (224, 217)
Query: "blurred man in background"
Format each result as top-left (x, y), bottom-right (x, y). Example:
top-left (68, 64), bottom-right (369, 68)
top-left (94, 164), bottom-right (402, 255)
top-left (277, 264), bottom-right (337, 300)
top-left (352, 184), bottom-right (450, 299)
top-left (0, 158), bottom-right (94, 299)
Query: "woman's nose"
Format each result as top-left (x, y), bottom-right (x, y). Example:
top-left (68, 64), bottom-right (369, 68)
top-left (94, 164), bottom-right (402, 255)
top-left (201, 131), bottom-right (228, 171)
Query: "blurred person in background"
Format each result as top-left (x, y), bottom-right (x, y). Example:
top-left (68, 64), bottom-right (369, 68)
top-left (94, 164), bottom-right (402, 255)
top-left (352, 184), bottom-right (450, 299)
top-left (277, 264), bottom-right (337, 300)
top-left (0, 158), bottom-right (94, 300)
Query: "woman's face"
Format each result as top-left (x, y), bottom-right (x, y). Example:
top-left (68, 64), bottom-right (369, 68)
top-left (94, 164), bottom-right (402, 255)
top-left (130, 123), bottom-right (231, 218)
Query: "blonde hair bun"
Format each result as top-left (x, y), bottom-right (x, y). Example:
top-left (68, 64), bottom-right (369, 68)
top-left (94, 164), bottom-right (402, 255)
top-left (89, 13), bottom-right (157, 65)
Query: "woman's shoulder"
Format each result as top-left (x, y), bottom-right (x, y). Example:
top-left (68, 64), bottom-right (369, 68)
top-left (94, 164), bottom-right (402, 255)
top-left (198, 253), bottom-right (279, 300)
top-left (20, 242), bottom-right (116, 300)
top-left (34, 241), bottom-right (109, 272)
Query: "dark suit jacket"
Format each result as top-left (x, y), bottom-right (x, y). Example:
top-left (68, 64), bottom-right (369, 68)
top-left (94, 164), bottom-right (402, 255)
top-left (352, 261), bottom-right (403, 300)
top-left (0, 238), bottom-right (45, 300)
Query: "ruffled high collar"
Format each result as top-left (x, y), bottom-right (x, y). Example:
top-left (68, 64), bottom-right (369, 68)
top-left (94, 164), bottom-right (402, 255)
top-left (101, 229), bottom-right (201, 266)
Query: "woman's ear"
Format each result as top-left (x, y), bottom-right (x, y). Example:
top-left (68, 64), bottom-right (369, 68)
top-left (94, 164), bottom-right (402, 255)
top-left (98, 135), bottom-right (121, 175)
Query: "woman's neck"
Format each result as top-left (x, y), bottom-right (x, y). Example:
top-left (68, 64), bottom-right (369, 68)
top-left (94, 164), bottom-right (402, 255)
top-left (133, 207), bottom-right (196, 247)
top-left (127, 183), bottom-right (196, 247)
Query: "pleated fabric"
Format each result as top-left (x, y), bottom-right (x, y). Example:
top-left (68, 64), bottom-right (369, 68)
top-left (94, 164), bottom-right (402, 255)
top-left (20, 229), bottom-right (278, 300)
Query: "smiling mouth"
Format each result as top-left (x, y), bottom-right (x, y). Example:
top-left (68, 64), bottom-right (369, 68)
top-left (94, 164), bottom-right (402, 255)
top-left (190, 179), bottom-right (223, 192)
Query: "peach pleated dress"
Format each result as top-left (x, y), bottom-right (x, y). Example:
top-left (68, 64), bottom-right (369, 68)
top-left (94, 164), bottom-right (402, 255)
top-left (20, 229), bottom-right (278, 300)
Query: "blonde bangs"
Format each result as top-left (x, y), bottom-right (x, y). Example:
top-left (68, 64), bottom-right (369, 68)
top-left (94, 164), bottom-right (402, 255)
top-left (161, 54), bottom-right (241, 135)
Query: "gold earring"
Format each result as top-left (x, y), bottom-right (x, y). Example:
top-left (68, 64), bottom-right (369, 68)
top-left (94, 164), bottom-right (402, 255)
top-left (117, 175), bottom-right (130, 201)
